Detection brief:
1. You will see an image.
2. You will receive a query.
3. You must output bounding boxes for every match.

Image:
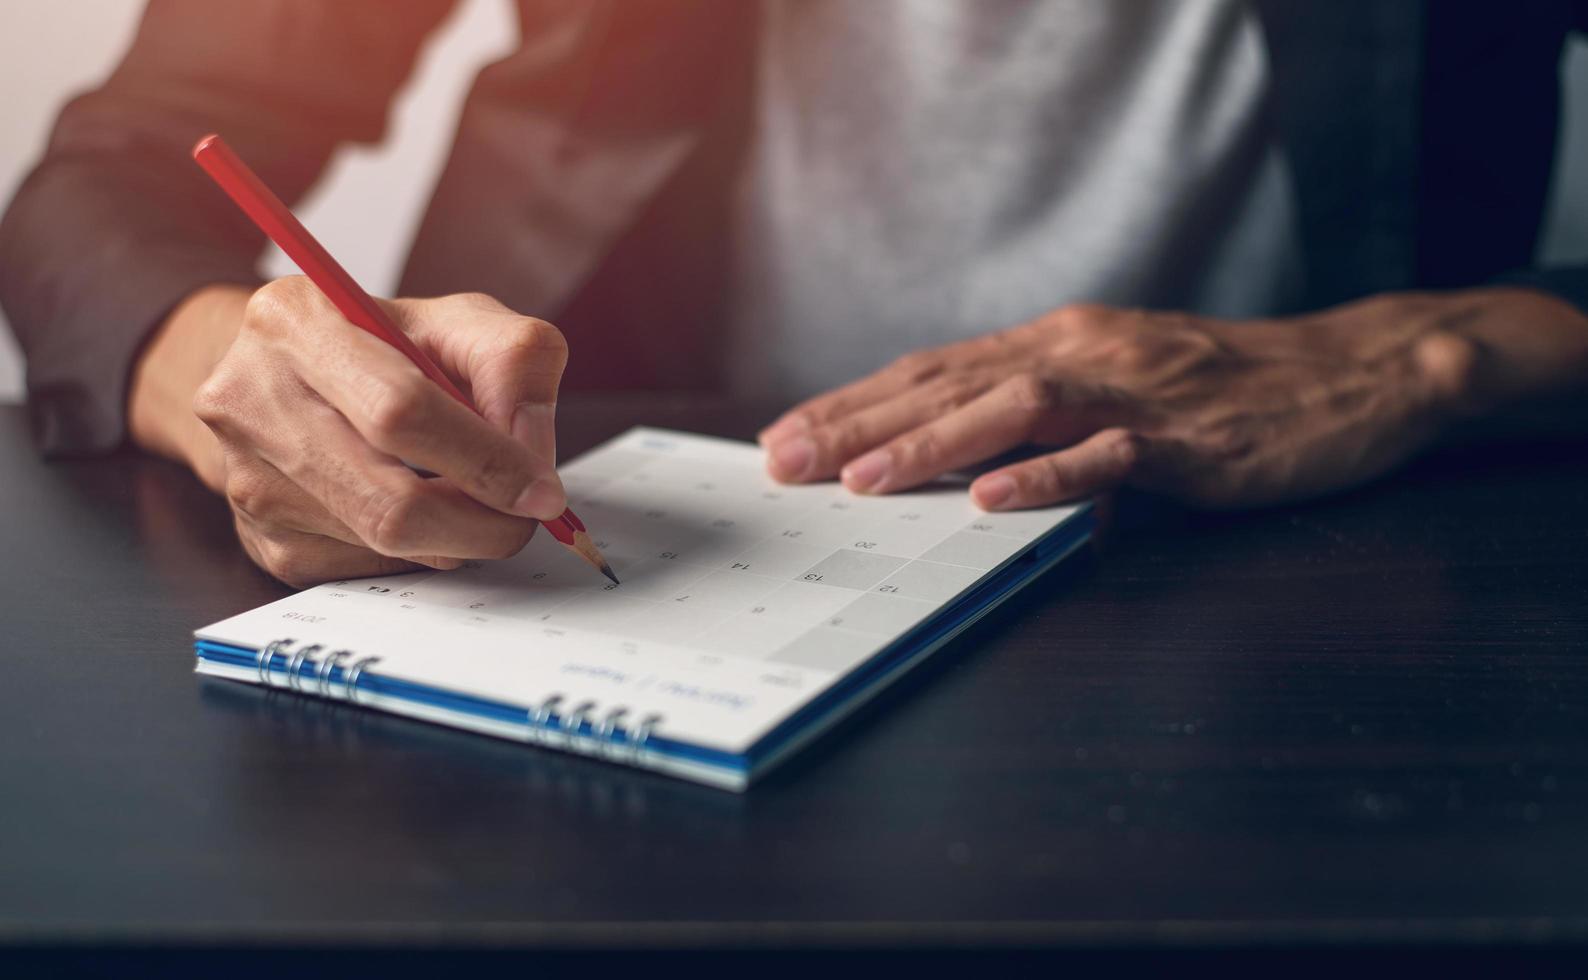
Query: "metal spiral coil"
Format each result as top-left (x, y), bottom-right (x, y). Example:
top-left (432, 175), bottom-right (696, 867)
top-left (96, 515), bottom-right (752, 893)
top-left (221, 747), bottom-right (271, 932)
top-left (524, 695), bottom-right (663, 757)
top-left (256, 638), bottom-right (664, 760)
top-left (317, 650), bottom-right (350, 697)
top-left (284, 643), bottom-right (322, 692)
top-left (343, 656), bottom-right (382, 705)
top-left (255, 638), bottom-right (291, 686)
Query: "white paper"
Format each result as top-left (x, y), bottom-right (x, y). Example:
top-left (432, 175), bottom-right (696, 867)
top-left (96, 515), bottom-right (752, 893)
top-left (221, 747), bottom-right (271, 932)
top-left (197, 428), bottom-right (1084, 753)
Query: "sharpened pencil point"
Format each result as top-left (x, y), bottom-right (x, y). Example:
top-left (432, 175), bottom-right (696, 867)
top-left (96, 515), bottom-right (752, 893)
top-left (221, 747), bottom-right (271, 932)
top-left (567, 528), bottom-right (617, 585)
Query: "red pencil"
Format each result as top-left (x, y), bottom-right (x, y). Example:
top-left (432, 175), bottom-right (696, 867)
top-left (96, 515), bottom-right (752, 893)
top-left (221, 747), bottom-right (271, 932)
top-left (191, 133), bottom-right (617, 585)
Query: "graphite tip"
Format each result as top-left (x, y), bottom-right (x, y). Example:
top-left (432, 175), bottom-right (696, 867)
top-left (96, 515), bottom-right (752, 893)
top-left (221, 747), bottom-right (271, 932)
top-left (600, 562), bottom-right (620, 586)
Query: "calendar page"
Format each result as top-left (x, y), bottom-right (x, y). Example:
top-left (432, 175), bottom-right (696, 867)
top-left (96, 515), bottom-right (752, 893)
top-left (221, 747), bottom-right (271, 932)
top-left (198, 429), bottom-right (1085, 753)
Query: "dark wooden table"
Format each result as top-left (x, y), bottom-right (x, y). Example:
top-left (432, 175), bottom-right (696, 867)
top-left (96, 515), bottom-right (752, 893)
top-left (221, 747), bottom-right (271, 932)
top-left (2, 396), bottom-right (1587, 964)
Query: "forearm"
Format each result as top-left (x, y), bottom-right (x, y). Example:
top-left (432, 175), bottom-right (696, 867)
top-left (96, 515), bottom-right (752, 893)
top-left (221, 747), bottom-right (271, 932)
top-left (128, 285), bottom-right (250, 491)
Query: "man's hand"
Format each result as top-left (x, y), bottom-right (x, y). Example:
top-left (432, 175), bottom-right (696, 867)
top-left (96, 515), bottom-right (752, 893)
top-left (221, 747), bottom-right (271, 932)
top-left (758, 289), bottom-right (1588, 510)
top-left (129, 278), bottom-right (569, 586)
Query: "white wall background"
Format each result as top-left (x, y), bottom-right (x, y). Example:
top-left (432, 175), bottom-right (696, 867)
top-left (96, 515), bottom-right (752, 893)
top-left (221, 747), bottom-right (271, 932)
top-left (2, 2), bottom-right (1587, 405)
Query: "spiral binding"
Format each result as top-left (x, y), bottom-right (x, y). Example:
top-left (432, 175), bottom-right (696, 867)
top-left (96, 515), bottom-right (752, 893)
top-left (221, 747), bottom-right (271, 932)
top-left (343, 656), bottom-right (382, 706)
top-left (285, 644), bottom-right (321, 692)
top-left (317, 650), bottom-right (350, 697)
top-left (255, 638), bottom-right (289, 686)
top-left (563, 700), bottom-right (597, 750)
top-left (255, 637), bottom-right (664, 757)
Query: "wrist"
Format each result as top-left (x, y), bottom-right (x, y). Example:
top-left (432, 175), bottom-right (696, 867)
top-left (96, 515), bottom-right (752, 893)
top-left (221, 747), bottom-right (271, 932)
top-left (1394, 286), bottom-right (1588, 445)
top-left (128, 284), bottom-right (251, 489)
top-left (1434, 287), bottom-right (1588, 414)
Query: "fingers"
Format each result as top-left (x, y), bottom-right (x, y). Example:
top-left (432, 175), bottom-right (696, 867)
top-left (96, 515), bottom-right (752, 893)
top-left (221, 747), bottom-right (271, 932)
top-left (226, 457), bottom-right (469, 588)
top-left (235, 517), bottom-right (439, 589)
top-left (262, 289), bottom-right (566, 520)
top-left (200, 279), bottom-right (567, 587)
top-left (224, 453), bottom-right (472, 586)
top-left (393, 293), bottom-right (568, 464)
top-left (758, 349), bottom-right (948, 447)
top-left (824, 373), bottom-right (1122, 495)
top-left (265, 403), bottom-right (541, 562)
top-left (221, 452), bottom-right (362, 548)
top-left (763, 375), bottom-right (990, 482)
top-left (971, 427), bottom-right (1146, 510)
top-left (832, 375), bottom-right (1049, 493)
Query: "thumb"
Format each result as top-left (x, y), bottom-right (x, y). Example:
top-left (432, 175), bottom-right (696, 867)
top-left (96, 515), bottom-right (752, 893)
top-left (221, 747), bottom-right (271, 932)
top-left (389, 293), bottom-right (568, 465)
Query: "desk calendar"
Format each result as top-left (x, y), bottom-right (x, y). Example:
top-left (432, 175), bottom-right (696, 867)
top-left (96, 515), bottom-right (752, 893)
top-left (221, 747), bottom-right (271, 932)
top-left (195, 428), bottom-right (1093, 789)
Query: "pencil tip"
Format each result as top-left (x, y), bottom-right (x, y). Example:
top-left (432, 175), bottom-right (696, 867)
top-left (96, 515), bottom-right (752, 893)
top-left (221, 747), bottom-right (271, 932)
top-left (601, 563), bottom-right (620, 586)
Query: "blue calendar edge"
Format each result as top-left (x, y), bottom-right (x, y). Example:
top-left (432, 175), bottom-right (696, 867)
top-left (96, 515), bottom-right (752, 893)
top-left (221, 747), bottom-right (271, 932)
top-left (194, 503), bottom-right (1094, 787)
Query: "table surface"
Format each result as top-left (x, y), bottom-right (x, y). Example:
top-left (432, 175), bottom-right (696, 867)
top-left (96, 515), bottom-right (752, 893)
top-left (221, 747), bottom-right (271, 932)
top-left (1, 397), bottom-right (1586, 950)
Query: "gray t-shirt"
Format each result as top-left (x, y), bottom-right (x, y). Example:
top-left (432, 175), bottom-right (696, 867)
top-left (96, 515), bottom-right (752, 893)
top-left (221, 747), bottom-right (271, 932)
top-left (725, 0), bottom-right (1304, 401)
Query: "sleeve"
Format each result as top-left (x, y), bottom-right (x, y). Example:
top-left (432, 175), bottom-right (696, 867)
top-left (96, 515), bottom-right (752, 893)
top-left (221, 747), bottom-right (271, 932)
top-left (0, 0), bottom-right (457, 455)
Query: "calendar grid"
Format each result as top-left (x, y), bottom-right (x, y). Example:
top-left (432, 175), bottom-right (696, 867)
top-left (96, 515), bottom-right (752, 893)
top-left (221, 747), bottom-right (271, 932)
top-left (329, 429), bottom-right (1074, 677)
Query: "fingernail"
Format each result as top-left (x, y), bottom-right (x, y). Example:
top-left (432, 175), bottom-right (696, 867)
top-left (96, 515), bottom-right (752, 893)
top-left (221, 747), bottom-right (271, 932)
top-left (841, 450), bottom-right (891, 493)
top-left (770, 436), bottom-right (815, 480)
top-left (513, 478), bottom-right (565, 518)
top-left (758, 415), bottom-right (809, 447)
top-left (974, 474), bottom-right (1015, 510)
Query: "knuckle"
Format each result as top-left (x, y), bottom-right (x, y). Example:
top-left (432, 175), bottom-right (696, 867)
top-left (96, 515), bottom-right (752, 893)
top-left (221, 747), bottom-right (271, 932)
top-left (361, 488), bottom-right (424, 556)
top-left (897, 426), bottom-right (944, 468)
top-left (224, 466), bottom-right (273, 520)
top-left (360, 374), bottom-right (431, 446)
top-left (1051, 302), bottom-right (1111, 331)
top-left (778, 407), bottom-right (817, 433)
top-left (243, 277), bottom-right (315, 335)
top-left (534, 321), bottom-right (570, 370)
top-left (984, 325), bottom-right (1026, 349)
top-left (1002, 372), bottom-right (1053, 413)
top-left (928, 375), bottom-right (979, 414)
top-left (253, 534), bottom-right (316, 588)
top-left (453, 291), bottom-right (504, 311)
top-left (486, 316), bottom-right (569, 379)
top-left (241, 286), bottom-right (284, 332)
top-left (443, 291), bottom-right (517, 322)
top-left (1108, 429), bottom-right (1145, 471)
top-left (1109, 340), bottom-right (1154, 373)
top-left (888, 350), bottom-right (940, 382)
top-left (508, 316), bottom-right (569, 357)
top-left (818, 415), bottom-right (867, 457)
top-left (192, 371), bottom-right (240, 428)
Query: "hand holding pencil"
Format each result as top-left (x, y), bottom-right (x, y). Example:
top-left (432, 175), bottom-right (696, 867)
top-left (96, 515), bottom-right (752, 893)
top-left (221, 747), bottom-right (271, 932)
top-left (179, 134), bottom-right (614, 587)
